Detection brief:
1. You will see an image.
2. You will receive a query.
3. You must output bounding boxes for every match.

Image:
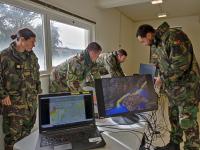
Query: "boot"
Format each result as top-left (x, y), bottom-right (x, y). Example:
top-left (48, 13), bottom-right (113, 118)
top-left (155, 141), bottom-right (180, 150)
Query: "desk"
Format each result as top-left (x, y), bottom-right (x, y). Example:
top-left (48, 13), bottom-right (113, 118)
top-left (14, 117), bottom-right (147, 150)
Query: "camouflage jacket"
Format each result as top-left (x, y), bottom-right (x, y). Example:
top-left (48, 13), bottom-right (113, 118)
top-left (49, 50), bottom-right (100, 93)
top-left (150, 22), bottom-right (200, 99)
top-left (96, 51), bottom-right (125, 77)
top-left (0, 42), bottom-right (42, 113)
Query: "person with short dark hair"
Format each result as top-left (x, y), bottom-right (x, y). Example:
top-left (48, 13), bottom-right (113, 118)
top-left (96, 49), bottom-right (127, 77)
top-left (0, 28), bottom-right (42, 150)
top-left (136, 22), bottom-right (200, 150)
top-left (49, 42), bottom-right (102, 93)
top-left (136, 24), bottom-right (155, 40)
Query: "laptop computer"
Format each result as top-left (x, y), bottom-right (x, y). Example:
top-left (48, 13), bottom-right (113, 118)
top-left (139, 63), bottom-right (156, 78)
top-left (36, 92), bottom-right (106, 150)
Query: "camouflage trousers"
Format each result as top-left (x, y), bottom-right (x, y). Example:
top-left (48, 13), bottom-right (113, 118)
top-left (3, 110), bottom-right (36, 149)
top-left (168, 97), bottom-right (200, 150)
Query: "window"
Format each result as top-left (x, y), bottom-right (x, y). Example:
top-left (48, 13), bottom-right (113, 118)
top-left (0, 3), bottom-right (45, 70)
top-left (0, 0), bottom-right (94, 73)
top-left (50, 20), bottom-right (89, 66)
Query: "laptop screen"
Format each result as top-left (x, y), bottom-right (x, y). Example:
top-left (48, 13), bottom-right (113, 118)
top-left (38, 93), bottom-right (94, 132)
top-left (139, 63), bottom-right (156, 78)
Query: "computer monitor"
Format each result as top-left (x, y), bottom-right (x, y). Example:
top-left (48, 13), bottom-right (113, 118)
top-left (95, 74), bottom-right (158, 124)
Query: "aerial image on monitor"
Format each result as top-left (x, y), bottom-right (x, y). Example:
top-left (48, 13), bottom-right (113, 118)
top-left (102, 75), bottom-right (157, 116)
top-left (49, 95), bottom-right (86, 125)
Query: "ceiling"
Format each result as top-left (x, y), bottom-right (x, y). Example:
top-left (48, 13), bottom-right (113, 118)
top-left (97, 0), bottom-right (200, 22)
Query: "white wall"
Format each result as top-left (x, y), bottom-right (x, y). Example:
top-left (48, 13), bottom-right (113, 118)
top-left (120, 15), bottom-right (136, 75)
top-left (131, 15), bottom-right (200, 73)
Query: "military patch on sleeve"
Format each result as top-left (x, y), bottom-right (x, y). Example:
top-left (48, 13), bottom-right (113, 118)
top-left (16, 64), bottom-right (23, 69)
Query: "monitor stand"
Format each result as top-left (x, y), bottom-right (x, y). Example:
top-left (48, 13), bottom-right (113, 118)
top-left (111, 114), bottom-right (140, 125)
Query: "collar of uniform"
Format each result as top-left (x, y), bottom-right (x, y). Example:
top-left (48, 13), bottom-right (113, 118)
top-left (112, 51), bottom-right (120, 65)
top-left (112, 51), bottom-right (117, 56)
top-left (152, 22), bottom-right (170, 47)
top-left (10, 42), bottom-right (27, 61)
top-left (83, 50), bottom-right (93, 67)
top-left (155, 22), bottom-right (170, 41)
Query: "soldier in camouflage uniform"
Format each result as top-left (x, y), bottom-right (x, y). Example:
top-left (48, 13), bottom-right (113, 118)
top-left (136, 22), bottom-right (200, 150)
top-left (49, 42), bottom-right (102, 93)
top-left (0, 28), bottom-right (42, 150)
top-left (96, 49), bottom-right (127, 77)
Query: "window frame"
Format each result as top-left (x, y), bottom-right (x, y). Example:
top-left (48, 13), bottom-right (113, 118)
top-left (0, 0), bottom-right (95, 74)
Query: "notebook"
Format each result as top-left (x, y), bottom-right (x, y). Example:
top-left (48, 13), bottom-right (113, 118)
top-left (36, 92), bottom-right (106, 150)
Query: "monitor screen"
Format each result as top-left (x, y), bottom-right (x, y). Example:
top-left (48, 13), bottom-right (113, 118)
top-left (95, 74), bottom-right (158, 118)
top-left (38, 92), bottom-right (94, 132)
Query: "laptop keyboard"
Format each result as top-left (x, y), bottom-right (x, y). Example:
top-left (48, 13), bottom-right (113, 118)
top-left (41, 132), bottom-right (70, 147)
top-left (40, 128), bottom-right (100, 147)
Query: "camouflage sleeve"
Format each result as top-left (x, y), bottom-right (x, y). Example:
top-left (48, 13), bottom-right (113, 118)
top-left (85, 64), bottom-right (101, 87)
top-left (162, 33), bottom-right (193, 82)
top-left (35, 59), bottom-right (42, 94)
top-left (31, 52), bottom-right (42, 94)
top-left (104, 56), bottom-right (125, 77)
top-left (90, 63), bottom-right (101, 79)
top-left (66, 59), bottom-right (83, 92)
top-left (150, 46), bottom-right (160, 77)
top-left (0, 54), bottom-right (9, 100)
top-left (116, 65), bottom-right (125, 77)
top-left (150, 46), bottom-right (159, 66)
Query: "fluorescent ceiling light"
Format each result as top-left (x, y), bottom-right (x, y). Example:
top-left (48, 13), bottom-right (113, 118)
top-left (151, 0), bottom-right (163, 4)
top-left (158, 12), bottom-right (167, 18)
